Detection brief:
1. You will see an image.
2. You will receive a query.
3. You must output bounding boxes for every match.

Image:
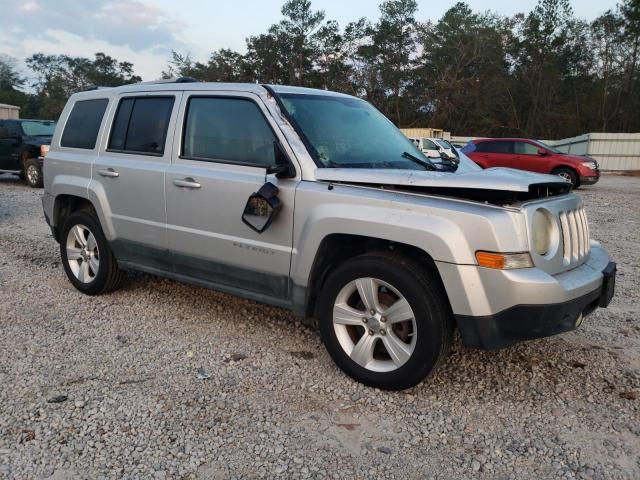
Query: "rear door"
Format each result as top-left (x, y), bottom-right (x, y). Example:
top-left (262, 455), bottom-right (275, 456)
top-left (0, 121), bottom-right (11, 168)
top-left (93, 92), bottom-right (181, 271)
top-left (165, 91), bottom-right (298, 305)
top-left (0, 121), bottom-right (20, 170)
top-left (474, 140), bottom-right (515, 168)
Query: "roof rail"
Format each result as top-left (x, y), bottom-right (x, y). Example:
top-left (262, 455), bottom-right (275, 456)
top-left (134, 76), bottom-right (200, 86)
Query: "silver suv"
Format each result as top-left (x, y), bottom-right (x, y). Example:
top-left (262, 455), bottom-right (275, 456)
top-left (42, 81), bottom-right (616, 390)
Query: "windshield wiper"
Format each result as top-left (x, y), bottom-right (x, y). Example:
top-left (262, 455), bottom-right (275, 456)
top-left (402, 151), bottom-right (437, 171)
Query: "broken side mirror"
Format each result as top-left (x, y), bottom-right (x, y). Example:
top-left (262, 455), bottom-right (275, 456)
top-left (266, 141), bottom-right (296, 178)
top-left (242, 182), bottom-right (282, 233)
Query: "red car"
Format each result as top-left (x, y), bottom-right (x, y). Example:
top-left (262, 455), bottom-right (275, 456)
top-left (462, 138), bottom-right (599, 188)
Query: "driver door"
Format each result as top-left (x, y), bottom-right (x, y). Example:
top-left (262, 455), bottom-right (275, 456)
top-left (165, 92), bottom-right (298, 304)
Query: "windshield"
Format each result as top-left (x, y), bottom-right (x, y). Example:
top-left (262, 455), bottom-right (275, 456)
top-left (535, 140), bottom-right (562, 154)
top-left (279, 94), bottom-right (435, 170)
top-left (20, 121), bottom-right (56, 136)
top-left (438, 139), bottom-right (453, 149)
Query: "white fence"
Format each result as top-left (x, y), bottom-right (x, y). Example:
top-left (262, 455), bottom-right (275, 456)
top-left (550, 133), bottom-right (640, 171)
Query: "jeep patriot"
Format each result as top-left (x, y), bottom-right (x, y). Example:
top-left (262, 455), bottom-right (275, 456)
top-left (42, 80), bottom-right (616, 390)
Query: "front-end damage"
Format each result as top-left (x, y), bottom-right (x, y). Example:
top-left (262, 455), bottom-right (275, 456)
top-left (314, 167), bottom-right (571, 205)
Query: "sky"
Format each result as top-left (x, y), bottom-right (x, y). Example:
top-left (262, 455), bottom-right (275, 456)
top-left (0, 0), bottom-right (620, 82)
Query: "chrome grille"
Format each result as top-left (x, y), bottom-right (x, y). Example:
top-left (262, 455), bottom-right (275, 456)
top-left (559, 207), bottom-right (590, 266)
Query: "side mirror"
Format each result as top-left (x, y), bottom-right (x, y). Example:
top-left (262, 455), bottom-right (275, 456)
top-left (538, 148), bottom-right (548, 156)
top-left (242, 182), bottom-right (282, 233)
top-left (0, 127), bottom-right (8, 139)
top-left (266, 142), bottom-right (296, 178)
top-left (435, 144), bottom-right (441, 150)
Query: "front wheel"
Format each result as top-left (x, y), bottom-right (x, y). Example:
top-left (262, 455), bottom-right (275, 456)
top-left (318, 252), bottom-right (453, 390)
top-left (60, 211), bottom-right (125, 295)
top-left (553, 167), bottom-right (578, 189)
top-left (24, 158), bottom-right (43, 188)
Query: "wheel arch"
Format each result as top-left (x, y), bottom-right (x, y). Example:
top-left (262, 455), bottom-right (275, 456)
top-left (52, 195), bottom-right (97, 242)
top-left (297, 233), bottom-right (453, 320)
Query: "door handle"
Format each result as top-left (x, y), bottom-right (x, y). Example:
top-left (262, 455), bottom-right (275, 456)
top-left (173, 177), bottom-right (201, 189)
top-left (98, 168), bottom-right (119, 178)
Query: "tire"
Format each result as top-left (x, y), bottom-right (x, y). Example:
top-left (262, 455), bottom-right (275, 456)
top-left (24, 158), bottom-right (43, 188)
top-left (553, 167), bottom-right (578, 189)
top-left (60, 210), bottom-right (125, 295)
top-left (317, 252), bottom-right (453, 390)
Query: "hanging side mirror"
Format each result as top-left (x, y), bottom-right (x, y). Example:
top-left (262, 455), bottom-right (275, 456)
top-left (266, 141), bottom-right (296, 178)
top-left (242, 182), bottom-right (282, 233)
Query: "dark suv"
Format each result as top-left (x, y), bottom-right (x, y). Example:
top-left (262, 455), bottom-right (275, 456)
top-left (462, 138), bottom-right (599, 189)
top-left (0, 119), bottom-right (56, 188)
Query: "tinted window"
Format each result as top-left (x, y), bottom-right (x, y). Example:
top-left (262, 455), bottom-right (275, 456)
top-left (108, 97), bottom-right (174, 155)
top-left (514, 141), bottom-right (539, 155)
top-left (476, 141), bottom-right (512, 154)
top-left (182, 97), bottom-right (276, 167)
top-left (421, 139), bottom-right (438, 149)
top-left (61, 99), bottom-right (108, 149)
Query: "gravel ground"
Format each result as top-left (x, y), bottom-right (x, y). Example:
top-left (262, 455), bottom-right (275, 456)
top-left (0, 173), bottom-right (638, 479)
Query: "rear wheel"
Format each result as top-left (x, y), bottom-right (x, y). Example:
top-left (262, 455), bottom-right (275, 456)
top-left (553, 167), bottom-right (578, 189)
top-left (24, 158), bottom-right (43, 188)
top-left (60, 211), bottom-right (125, 295)
top-left (318, 252), bottom-right (453, 390)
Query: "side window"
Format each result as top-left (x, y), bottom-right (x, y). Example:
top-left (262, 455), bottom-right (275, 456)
top-left (422, 139), bottom-right (438, 150)
top-left (481, 141), bottom-right (512, 154)
top-left (514, 141), bottom-right (539, 155)
top-left (108, 97), bottom-right (174, 155)
top-left (61, 99), bottom-right (108, 149)
top-left (182, 97), bottom-right (276, 167)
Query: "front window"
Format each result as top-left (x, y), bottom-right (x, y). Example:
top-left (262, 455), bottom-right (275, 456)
top-left (534, 140), bottom-right (563, 154)
top-left (279, 94), bottom-right (435, 170)
top-left (20, 120), bottom-right (56, 136)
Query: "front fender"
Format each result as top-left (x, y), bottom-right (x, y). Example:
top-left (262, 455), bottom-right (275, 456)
top-left (290, 182), bottom-right (528, 287)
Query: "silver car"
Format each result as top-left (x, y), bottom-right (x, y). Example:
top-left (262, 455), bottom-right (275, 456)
top-left (42, 81), bottom-right (616, 390)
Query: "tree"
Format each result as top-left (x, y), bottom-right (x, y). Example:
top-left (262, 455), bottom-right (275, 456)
top-left (26, 52), bottom-right (141, 119)
top-left (0, 55), bottom-right (33, 114)
top-left (415, 3), bottom-right (515, 134)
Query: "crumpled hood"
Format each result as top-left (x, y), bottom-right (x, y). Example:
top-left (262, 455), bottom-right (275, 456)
top-left (314, 167), bottom-right (569, 193)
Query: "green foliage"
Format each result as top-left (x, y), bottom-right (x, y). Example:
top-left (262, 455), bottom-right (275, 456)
top-left (2, 0), bottom-right (640, 135)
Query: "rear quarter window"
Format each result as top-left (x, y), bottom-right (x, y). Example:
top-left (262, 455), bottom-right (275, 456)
top-left (61, 99), bottom-right (109, 149)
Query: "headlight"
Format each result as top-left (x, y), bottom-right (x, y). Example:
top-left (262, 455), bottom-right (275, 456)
top-left (531, 208), bottom-right (557, 256)
top-left (581, 161), bottom-right (596, 170)
top-left (40, 145), bottom-right (50, 157)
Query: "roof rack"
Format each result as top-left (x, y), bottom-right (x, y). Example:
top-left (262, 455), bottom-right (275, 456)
top-left (135, 76), bottom-right (199, 85)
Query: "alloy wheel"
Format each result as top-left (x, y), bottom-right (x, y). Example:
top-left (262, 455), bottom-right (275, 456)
top-left (65, 224), bottom-right (100, 283)
top-left (332, 277), bottom-right (417, 373)
top-left (26, 164), bottom-right (39, 185)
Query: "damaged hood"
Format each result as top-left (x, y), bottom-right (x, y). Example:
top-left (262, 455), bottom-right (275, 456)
top-left (314, 167), bottom-right (571, 203)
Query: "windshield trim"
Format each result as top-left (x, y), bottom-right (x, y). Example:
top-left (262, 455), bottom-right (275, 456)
top-left (262, 85), bottom-right (326, 167)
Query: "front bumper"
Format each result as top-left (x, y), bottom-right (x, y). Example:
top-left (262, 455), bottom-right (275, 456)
top-left (455, 261), bottom-right (615, 349)
top-left (580, 173), bottom-right (600, 185)
top-left (436, 243), bottom-right (615, 349)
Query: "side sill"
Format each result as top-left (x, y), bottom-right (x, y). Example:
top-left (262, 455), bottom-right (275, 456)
top-left (118, 260), bottom-right (295, 312)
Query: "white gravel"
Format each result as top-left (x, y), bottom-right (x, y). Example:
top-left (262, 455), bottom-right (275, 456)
top-left (0, 173), bottom-right (638, 479)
